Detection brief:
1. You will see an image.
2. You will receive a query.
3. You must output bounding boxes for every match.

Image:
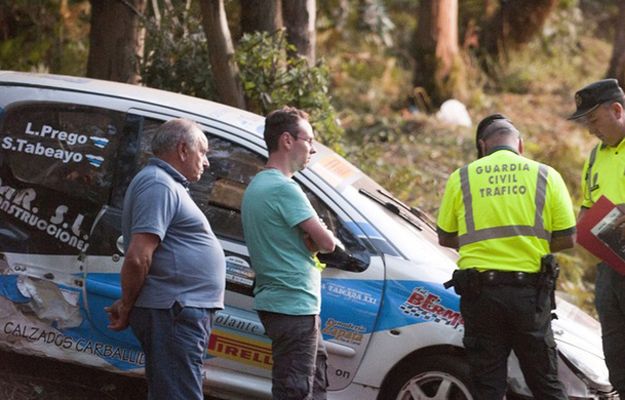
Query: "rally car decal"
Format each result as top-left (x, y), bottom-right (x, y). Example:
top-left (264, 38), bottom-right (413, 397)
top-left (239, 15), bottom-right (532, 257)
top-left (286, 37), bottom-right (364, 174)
top-left (376, 279), bottom-right (462, 332)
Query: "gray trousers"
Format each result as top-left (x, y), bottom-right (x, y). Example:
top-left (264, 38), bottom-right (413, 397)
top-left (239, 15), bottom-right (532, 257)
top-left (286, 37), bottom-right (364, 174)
top-left (258, 311), bottom-right (328, 400)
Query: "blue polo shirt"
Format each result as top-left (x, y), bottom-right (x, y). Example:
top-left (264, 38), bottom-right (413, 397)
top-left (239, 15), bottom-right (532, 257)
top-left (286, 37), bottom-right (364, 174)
top-left (122, 158), bottom-right (225, 309)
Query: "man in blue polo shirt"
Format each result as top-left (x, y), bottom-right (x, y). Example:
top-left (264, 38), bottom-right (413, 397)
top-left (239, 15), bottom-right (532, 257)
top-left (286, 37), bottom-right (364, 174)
top-left (106, 118), bottom-right (225, 400)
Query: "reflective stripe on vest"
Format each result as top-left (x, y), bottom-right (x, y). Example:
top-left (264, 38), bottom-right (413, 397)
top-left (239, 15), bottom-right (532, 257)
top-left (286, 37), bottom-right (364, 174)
top-left (458, 164), bottom-right (550, 246)
top-left (584, 144), bottom-right (599, 203)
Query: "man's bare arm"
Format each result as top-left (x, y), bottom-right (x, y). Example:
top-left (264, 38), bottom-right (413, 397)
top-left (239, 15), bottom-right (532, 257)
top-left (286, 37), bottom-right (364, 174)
top-left (106, 233), bottom-right (160, 331)
top-left (299, 217), bottom-right (336, 254)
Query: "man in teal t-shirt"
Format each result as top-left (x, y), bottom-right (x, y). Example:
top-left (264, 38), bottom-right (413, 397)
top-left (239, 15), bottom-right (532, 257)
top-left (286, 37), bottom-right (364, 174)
top-left (242, 106), bottom-right (336, 400)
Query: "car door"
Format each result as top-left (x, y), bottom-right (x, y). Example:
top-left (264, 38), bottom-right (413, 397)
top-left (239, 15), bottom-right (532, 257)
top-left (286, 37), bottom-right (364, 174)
top-left (79, 113), bottom-right (162, 369)
top-left (0, 101), bottom-right (128, 364)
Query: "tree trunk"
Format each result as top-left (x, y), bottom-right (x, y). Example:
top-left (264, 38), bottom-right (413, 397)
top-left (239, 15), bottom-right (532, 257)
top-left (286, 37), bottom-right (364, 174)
top-left (282, 0), bottom-right (316, 65)
top-left (240, 0), bottom-right (282, 36)
top-left (607, 0), bottom-right (625, 90)
top-left (87, 0), bottom-right (147, 84)
top-left (481, 0), bottom-right (557, 59)
top-left (413, 0), bottom-right (465, 107)
top-left (199, 0), bottom-right (246, 109)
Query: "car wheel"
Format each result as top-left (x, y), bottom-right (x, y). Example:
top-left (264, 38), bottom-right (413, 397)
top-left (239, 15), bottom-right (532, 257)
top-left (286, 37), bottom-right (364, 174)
top-left (382, 355), bottom-right (473, 400)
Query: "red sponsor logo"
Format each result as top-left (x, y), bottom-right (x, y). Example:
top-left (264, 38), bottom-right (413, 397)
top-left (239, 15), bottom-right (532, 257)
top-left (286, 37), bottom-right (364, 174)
top-left (401, 287), bottom-right (464, 329)
top-left (208, 331), bottom-right (272, 369)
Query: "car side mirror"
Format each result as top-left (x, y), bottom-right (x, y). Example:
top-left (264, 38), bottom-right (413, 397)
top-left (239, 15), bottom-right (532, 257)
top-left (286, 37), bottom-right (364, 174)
top-left (317, 246), bottom-right (369, 272)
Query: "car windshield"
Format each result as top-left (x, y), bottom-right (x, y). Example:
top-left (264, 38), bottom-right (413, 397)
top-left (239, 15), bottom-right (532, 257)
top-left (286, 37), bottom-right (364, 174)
top-left (307, 147), bottom-right (457, 265)
top-left (357, 187), bottom-right (435, 232)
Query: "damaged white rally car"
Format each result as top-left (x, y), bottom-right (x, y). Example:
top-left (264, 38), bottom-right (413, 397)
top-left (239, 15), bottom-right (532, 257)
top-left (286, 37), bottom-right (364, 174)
top-left (0, 71), bottom-right (616, 399)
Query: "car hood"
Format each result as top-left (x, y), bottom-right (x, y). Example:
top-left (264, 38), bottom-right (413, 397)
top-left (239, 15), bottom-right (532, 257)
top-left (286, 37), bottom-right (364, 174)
top-left (553, 296), bottom-right (604, 358)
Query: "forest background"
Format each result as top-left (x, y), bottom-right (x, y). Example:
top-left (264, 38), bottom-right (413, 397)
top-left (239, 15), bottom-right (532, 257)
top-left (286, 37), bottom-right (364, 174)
top-left (3, 0), bottom-right (625, 318)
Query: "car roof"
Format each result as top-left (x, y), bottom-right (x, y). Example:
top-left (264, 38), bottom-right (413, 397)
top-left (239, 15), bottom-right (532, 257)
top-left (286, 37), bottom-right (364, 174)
top-left (0, 70), bottom-right (265, 139)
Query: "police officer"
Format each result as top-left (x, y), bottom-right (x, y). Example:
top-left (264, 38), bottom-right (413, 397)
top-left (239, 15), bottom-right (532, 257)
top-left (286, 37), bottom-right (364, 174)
top-left (437, 114), bottom-right (576, 400)
top-left (568, 78), bottom-right (625, 398)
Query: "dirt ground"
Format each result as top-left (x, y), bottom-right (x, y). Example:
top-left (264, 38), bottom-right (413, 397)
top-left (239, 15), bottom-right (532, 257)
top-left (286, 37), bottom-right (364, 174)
top-left (0, 349), bottom-right (148, 400)
top-left (0, 349), bottom-right (231, 400)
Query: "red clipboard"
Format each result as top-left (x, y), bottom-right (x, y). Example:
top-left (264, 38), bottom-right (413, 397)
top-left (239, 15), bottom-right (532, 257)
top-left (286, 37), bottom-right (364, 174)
top-left (576, 195), bottom-right (625, 275)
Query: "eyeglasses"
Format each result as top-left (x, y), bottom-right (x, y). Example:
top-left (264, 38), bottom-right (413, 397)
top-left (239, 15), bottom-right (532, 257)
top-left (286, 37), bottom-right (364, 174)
top-left (296, 136), bottom-right (314, 145)
top-left (287, 131), bottom-right (314, 145)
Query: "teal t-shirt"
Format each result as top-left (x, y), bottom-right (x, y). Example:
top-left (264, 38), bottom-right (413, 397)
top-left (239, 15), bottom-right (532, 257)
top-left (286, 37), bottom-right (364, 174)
top-left (241, 169), bottom-right (320, 315)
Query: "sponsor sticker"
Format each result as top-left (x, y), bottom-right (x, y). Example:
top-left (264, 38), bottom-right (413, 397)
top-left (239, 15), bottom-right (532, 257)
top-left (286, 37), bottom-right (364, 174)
top-left (323, 318), bottom-right (365, 345)
top-left (25, 122), bottom-right (90, 146)
top-left (208, 330), bottom-right (272, 369)
top-left (225, 256), bottom-right (254, 287)
top-left (85, 155), bottom-right (104, 168)
top-left (400, 287), bottom-right (464, 331)
top-left (2, 321), bottom-right (144, 366)
top-left (324, 282), bottom-right (378, 306)
top-left (0, 179), bottom-right (89, 251)
top-left (89, 136), bottom-right (110, 149)
top-left (2, 137), bottom-right (83, 164)
top-left (0, 122), bottom-right (111, 166)
top-left (311, 155), bottom-right (360, 189)
top-left (214, 313), bottom-right (264, 335)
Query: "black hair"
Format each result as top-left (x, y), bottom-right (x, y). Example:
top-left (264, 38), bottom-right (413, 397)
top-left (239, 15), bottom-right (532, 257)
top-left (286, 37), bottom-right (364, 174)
top-left (475, 113), bottom-right (512, 158)
top-left (263, 106), bottom-right (309, 152)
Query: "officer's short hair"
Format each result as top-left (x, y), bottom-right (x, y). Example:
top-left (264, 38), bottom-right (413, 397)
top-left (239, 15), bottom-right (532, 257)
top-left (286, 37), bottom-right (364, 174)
top-left (476, 114), bottom-right (519, 142)
top-left (264, 106), bottom-right (309, 153)
top-left (475, 114), bottom-right (520, 157)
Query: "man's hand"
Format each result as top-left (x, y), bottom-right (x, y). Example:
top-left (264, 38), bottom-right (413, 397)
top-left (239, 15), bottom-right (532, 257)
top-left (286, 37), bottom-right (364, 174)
top-left (303, 233), bottom-right (320, 253)
top-left (299, 217), bottom-right (336, 254)
top-left (105, 299), bottom-right (132, 331)
top-left (303, 232), bottom-right (342, 252)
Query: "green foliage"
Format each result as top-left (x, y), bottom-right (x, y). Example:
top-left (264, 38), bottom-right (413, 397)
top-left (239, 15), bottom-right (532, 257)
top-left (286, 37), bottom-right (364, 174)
top-left (235, 31), bottom-right (344, 152)
top-left (139, 5), bottom-right (215, 100)
top-left (317, 0), bottom-right (402, 48)
top-left (481, 5), bottom-right (597, 95)
top-left (0, 1), bottom-right (89, 75)
top-left (356, 0), bottom-right (395, 47)
top-left (139, 7), bottom-right (344, 152)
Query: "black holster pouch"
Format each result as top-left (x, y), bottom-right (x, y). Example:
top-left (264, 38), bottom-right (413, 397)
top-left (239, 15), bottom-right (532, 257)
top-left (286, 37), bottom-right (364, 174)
top-left (536, 254), bottom-right (560, 313)
top-left (444, 269), bottom-right (481, 299)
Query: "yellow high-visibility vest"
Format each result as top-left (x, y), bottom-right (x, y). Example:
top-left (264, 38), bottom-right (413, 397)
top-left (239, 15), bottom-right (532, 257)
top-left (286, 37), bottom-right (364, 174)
top-left (581, 139), bottom-right (625, 208)
top-left (437, 148), bottom-right (576, 272)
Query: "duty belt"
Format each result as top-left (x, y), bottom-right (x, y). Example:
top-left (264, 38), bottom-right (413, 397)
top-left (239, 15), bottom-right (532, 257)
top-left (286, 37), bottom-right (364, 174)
top-left (480, 270), bottom-right (540, 286)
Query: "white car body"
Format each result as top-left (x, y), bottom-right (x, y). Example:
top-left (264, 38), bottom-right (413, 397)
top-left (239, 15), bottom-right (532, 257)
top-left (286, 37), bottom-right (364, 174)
top-left (0, 71), bottom-right (615, 399)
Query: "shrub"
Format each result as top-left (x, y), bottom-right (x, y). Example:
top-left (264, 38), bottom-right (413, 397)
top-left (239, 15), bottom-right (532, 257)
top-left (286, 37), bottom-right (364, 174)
top-left (140, 8), bottom-right (215, 99)
top-left (235, 31), bottom-right (344, 152)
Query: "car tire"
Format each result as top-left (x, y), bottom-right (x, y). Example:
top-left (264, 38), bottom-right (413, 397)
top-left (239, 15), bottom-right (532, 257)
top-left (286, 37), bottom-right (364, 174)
top-left (380, 354), bottom-right (473, 400)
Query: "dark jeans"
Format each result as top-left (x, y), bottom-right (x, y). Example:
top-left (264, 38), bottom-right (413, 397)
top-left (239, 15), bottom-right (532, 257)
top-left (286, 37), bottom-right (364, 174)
top-left (460, 285), bottom-right (566, 400)
top-left (258, 311), bottom-right (328, 400)
top-left (129, 304), bottom-right (214, 400)
top-left (595, 262), bottom-right (625, 397)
